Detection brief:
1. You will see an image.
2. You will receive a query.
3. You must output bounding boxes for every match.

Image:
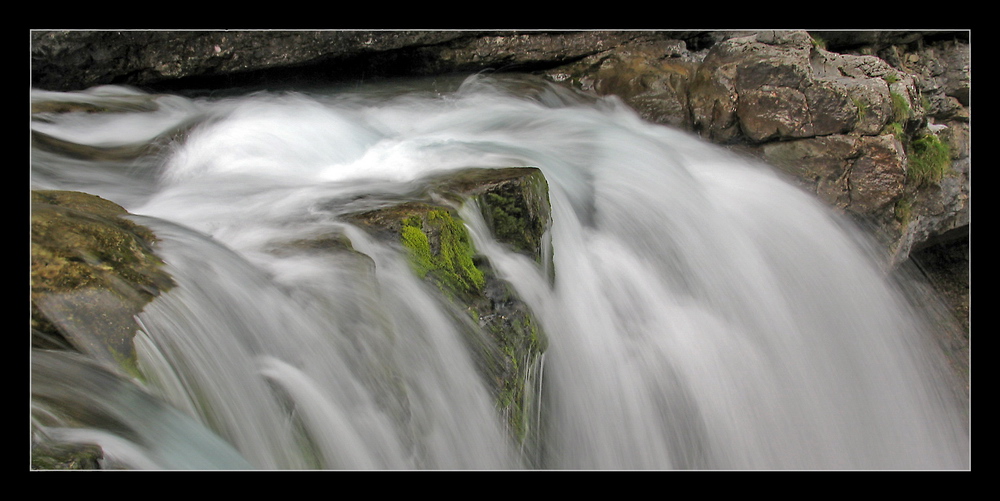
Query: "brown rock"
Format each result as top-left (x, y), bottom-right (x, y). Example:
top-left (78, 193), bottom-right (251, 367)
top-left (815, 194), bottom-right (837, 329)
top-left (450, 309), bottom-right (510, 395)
top-left (849, 135), bottom-right (907, 213)
top-left (31, 190), bottom-right (174, 376)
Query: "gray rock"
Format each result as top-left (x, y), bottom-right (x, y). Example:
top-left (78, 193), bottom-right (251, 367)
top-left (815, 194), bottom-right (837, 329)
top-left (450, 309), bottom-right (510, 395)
top-left (31, 30), bottom-right (472, 90)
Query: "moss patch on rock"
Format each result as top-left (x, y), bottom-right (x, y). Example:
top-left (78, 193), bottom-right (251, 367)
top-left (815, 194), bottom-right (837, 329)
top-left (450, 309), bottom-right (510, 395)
top-left (426, 167), bottom-right (551, 263)
top-left (344, 169), bottom-right (552, 450)
top-left (401, 208), bottom-right (485, 297)
top-left (31, 190), bottom-right (174, 378)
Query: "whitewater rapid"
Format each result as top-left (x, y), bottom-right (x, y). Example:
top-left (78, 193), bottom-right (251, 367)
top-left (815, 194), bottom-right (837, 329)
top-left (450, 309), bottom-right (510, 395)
top-left (30, 74), bottom-right (970, 470)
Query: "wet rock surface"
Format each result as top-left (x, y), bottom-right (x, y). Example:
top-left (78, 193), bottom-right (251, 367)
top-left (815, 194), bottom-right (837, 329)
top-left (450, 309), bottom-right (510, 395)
top-left (30, 190), bottom-right (174, 376)
top-left (344, 167), bottom-right (551, 447)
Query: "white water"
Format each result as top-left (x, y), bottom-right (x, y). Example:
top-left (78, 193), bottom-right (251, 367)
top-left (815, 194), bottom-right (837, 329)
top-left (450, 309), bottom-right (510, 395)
top-left (30, 74), bottom-right (970, 470)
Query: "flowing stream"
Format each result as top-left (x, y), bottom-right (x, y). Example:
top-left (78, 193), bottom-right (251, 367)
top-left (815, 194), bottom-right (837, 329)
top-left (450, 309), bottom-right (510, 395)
top-left (30, 74), bottom-right (970, 470)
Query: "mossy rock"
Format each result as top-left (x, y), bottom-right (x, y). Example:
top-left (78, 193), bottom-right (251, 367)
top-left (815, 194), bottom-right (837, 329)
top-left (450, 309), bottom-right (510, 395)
top-left (425, 167), bottom-right (551, 263)
top-left (343, 168), bottom-right (552, 447)
top-left (31, 190), bottom-right (174, 378)
top-left (348, 202), bottom-right (485, 300)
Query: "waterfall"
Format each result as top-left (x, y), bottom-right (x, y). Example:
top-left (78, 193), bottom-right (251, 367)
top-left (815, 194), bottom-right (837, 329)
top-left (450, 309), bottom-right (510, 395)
top-left (30, 74), bottom-right (970, 470)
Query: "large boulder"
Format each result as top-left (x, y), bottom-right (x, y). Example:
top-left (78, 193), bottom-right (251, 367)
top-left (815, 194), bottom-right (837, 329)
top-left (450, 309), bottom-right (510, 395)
top-left (538, 30), bottom-right (970, 346)
top-left (657, 30), bottom-right (966, 267)
top-left (541, 30), bottom-right (966, 251)
top-left (543, 36), bottom-right (703, 130)
top-left (683, 30), bottom-right (921, 144)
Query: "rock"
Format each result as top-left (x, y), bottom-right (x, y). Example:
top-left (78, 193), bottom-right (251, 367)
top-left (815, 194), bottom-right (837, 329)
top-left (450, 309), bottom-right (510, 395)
top-left (31, 190), bottom-right (174, 378)
top-left (757, 134), bottom-right (856, 209)
top-left (849, 135), bottom-right (909, 215)
top-left (30, 30), bottom-right (643, 92)
top-left (758, 133), bottom-right (906, 241)
top-left (426, 167), bottom-right (551, 264)
top-left (809, 31), bottom-right (931, 52)
top-left (676, 31), bottom-right (968, 270)
top-left (686, 31), bottom-right (922, 144)
top-left (30, 31), bottom-right (472, 91)
top-left (546, 36), bottom-right (702, 129)
top-left (414, 31), bottom-right (642, 74)
top-left (345, 167), bottom-right (551, 447)
top-left (908, 230), bottom-right (970, 392)
top-left (758, 126), bottom-right (966, 267)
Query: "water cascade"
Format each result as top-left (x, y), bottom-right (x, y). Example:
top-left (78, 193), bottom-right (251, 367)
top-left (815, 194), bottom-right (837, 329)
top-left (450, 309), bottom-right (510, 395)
top-left (30, 74), bottom-right (970, 470)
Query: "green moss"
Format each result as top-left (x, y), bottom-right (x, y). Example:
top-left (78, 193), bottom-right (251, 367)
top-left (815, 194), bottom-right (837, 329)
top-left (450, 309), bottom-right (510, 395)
top-left (400, 209), bottom-right (485, 296)
top-left (882, 91), bottom-right (913, 139)
top-left (883, 121), bottom-right (904, 137)
top-left (908, 133), bottom-right (953, 187)
top-left (396, 206), bottom-right (541, 443)
top-left (345, 170), bottom-right (552, 449)
top-left (890, 91), bottom-right (911, 123)
top-left (485, 192), bottom-right (527, 243)
top-left (477, 178), bottom-right (549, 262)
top-left (483, 310), bottom-right (547, 444)
top-left (401, 225), bottom-right (433, 278)
top-left (436, 210), bottom-right (485, 289)
top-left (421, 167), bottom-right (550, 263)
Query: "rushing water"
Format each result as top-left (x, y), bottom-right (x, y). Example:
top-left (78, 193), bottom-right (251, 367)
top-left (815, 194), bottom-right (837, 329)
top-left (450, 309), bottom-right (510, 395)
top-left (30, 74), bottom-right (970, 470)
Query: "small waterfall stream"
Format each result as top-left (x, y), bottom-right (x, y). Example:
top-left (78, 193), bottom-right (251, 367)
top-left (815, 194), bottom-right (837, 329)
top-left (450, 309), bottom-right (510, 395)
top-left (30, 74), bottom-right (970, 470)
